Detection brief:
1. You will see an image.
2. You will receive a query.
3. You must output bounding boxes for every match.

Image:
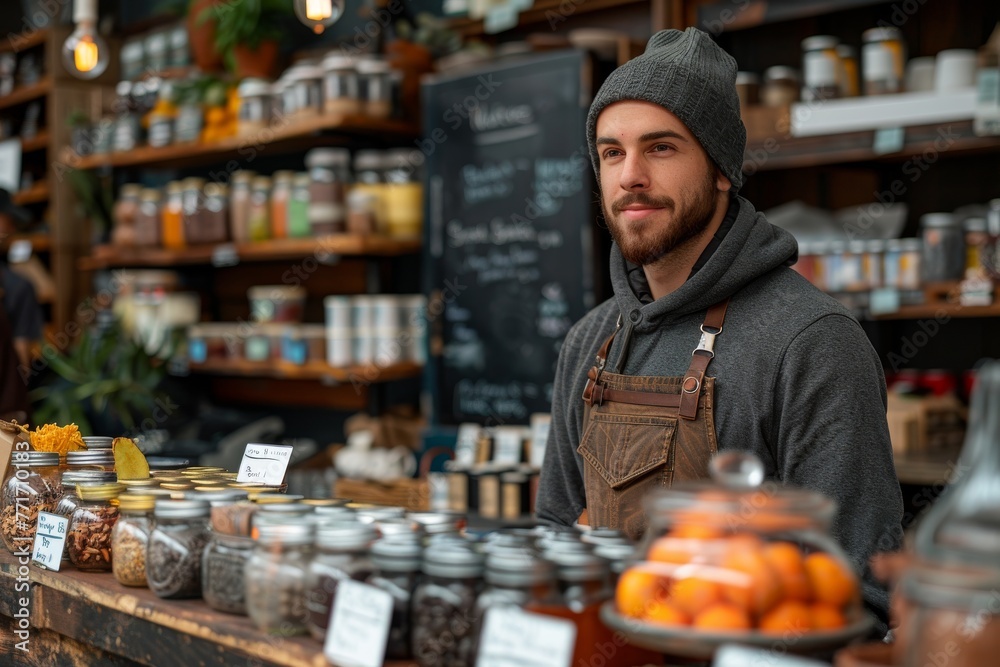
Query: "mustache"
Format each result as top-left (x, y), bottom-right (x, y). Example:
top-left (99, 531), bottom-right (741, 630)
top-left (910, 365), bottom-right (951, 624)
top-left (610, 192), bottom-right (676, 216)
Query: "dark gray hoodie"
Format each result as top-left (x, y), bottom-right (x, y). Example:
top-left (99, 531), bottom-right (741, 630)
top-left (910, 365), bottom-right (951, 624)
top-left (537, 195), bottom-right (903, 633)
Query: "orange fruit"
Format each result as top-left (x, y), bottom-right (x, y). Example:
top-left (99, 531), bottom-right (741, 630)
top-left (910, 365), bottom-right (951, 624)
top-left (804, 552), bottom-right (857, 607)
top-left (616, 567), bottom-right (670, 618)
top-left (721, 550), bottom-right (783, 616)
top-left (763, 542), bottom-right (813, 602)
top-left (670, 577), bottom-right (723, 617)
top-left (692, 602), bottom-right (751, 631)
top-left (648, 536), bottom-right (695, 565)
top-left (811, 603), bottom-right (847, 630)
top-left (670, 521), bottom-right (724, 541)
top-left (645, 600), bottom-right (690, 627)
top-left (759, 600), bottom-right (814, 635)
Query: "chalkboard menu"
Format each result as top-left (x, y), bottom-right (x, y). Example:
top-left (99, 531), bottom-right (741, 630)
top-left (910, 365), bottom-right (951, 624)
top-left (422, 50), bottom-right (594, 426)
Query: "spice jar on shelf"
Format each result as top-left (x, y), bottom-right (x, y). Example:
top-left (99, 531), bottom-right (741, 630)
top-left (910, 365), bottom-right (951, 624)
top-left (412, 542), bottom-right (484, 667)
top-left (383, 148), bottom-right (423, 240)
top-left (113, 184), bottom-right (143, 246)
top-left (162, 181), bottom-right (185, 250)
top-left (270, 170), bottom-right (295, 240)
top-left (246, 522), bottom-right (316, 635)
top-left (863, 26), bottom-right (906, 95)
top-left (837, 44), bottom-right (860, 97)
top-left (921, 213), bottom-right (966, 283)
top-left (146, 499), bottom-right (211, 599)
top-left (367, 536), bottom-right (423, 660)
top-left (1, 451), bottom-right (61, 553)
top-left (322, 54), bottom-right (361, 116)
top-left (306, 148), bottom-right (351, 236)
top-left (135, 188), bottom-right (162, 247)
top-left (68, 483), bottom-right (123, 572)
top-left (288, 172), bottom-right (313, 239)
top-left (963, 216), bottom-right (989, 279)
top-left (112, 492), bottom-right (155, 586)
top-left (237, 78), bottom-right (272, 138)
top-left (180, 177), bottom-right (207, 244)
top-left (353, 150), bottom-right (387, 233)
top-left (358, 58), bottom-right (393, 118)
top-left (761, 66), bottom-right (800, 107)
top-left (229, 171), bottom-right (255, 244)
top-left (801, 35), bottom-right (841, 102)
top-left (200, 183), bottom-right (230, 245)
top-left (248, 176), bottom-right (272, 242)
top-left (306, 520), bottom-right (377, 641)
top-left (286, 65), bottom-right (324, 121)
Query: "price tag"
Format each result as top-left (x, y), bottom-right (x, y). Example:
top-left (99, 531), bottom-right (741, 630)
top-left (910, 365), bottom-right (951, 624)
top-left (8, 239), bottom-right (32, 263)
top-left (211, 243), bottom-right (239, 267)
top-left (484, 3), bottom-right (519, 34)
top-left (869, 286), bottom-right (901, 315)
top-left (324, 580), bottom-right (393, 667)
top-left (31, 512), bottom-right (69, 571)
top-left (236, 443), bottom-right (293, 485)
top-left (476, 607), bottom-right (576, 667)
top-left (873, 127), bottom-right (905, 155)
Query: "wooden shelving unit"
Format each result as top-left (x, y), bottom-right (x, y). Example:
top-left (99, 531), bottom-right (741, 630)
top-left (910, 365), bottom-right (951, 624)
top-left (188, 359), bottom-right (424, 383)
top-left (0, 232), bottom-right (50, 252)
top-left (12, 180), bottom-right (49, 205)
top-left (0, 76), bottom-right (51, 110)
top-left (448, 0), bottom-right (667, 37)
top-left (0, 27), bottom-right (48, 53)
top-left (20, 129), bottom-right (50, 152)
top-left (79, 235), bottom-right (422, 269)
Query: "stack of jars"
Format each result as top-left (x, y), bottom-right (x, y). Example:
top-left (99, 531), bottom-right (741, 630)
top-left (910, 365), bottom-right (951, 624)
top-left (323, 294), bottom-right (428, 368)
top-left (794, 238), bottom-right (923, 293)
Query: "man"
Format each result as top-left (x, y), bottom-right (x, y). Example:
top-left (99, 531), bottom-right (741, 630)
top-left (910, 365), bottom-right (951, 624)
top-left (536, 28), bottom-right (903, 635)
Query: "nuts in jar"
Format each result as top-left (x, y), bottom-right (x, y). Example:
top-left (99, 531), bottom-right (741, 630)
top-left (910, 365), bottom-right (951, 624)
top-left (68, 483), bottom-right (123, 572)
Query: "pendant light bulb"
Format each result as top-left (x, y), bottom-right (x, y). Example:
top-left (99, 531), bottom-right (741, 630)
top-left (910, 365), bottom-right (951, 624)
top-left (62, 0), bottom-right (108, 80)
top-left (294, 0), bottom-right (345, 34)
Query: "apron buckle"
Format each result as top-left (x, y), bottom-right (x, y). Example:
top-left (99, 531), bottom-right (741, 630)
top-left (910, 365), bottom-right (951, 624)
top-left (694, 326), bottom-right (717, 358)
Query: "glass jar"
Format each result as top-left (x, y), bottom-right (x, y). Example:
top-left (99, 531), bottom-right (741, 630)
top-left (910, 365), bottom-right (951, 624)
top-left (1, 451), bottom-right (61, 553)
top-left (734, 71), bottom-right (759, 109)
top-left (68, 483), bottom-right (123, 572)
top-left (845, 240), bottom-right (868, 291)
top-left (837, 44), bottom-right (860, 97)
top-left (761, 66), bottom-right (799, 107)
top-left (229, 171), bottom-right (255, 244)
top-left (55, 471), bottom-right (117, 519)
top-left (305, 521), bottom-right (377, 641)
top-left (801, 35), bottom-right (841, 102)
top-left (112, 81), bottom-right (140, 152)
top-left (921, 213), bottom-right (966, 283)
top-left (305, 148), bottom-right (351, 236)
top-left (825, 241), bottom-right (847, 292)
top-left (582, 529), bottom-right (633, 584)
top-left (114, 184), bottom-right (143, 239)
top-left (863, 27), bottom-right (906, 95)
top-left (147, 500), bottom-right (211, 599)
top-left (289, 173), bottom-right (313, 238)
top-left (245, 522), bottom-right (316, 635)
top-left (963, 216), bottom-right (988, 279)
top-left (237, 78), bottom-right (272, 138)
top-left (353, 150), bottom-right (387, 233)
top-left (162, 181), bottom-right (185, 249)
top-left (175, 102), bottom-right (203, 143)
top-left (203, 532), bottom-right (254, 614)
top-left (383, 148), bottom-right (423, 240)
top-left (864, 239), bottom-right (886, 290)
top-left (120, 38), bottom-right (145, 81)
top-left (270, 170), bottom-right (295, 239)
top-left (199, 182), bottom-right (229, 245)
top-left (65, 449), bottom-right (116, 472)
top-left (322, 54), bottom-right (361, 116)
top-left (412, 542), bottom-right (484, 667)
top-left (248, 176), bottom-right (272, 242)
top-left (112, 492), bottom-right (155, 586)
top-left (287, 65), bottom-right (324, 120)
top-left (367, 536), bottom-right (423, 660)
top-left (180, 177), bottom-right (206, 244)
top-left (358, 58), bottom-right (393, 118)
top-left (346, 188), bottom-right (379, 235)
top-left (169, 25), bottom-right (189, 68)
top-left (253, 502), bottom-right (315, 533)
top-left (136, 188), bottom-right (162, 247)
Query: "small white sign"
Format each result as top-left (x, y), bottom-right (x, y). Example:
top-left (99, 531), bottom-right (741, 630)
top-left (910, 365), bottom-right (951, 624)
top-left (455, 423), bottom-right (480, 466)
top-left (529, 413), bottom-right (551, 468)
top-left (476, 607), bottom-right (576, 667)
top-left (8, 239), bottom-right (32, 264)
top-left (31, 512), bottom-right (69, 571)
top-left (324, 580), bottom-right (394, 667)
top-left (484, 3), bottom-right (519, 34)
top-left (493, 427), bottom-right (524, 465)
top-left (873, 126), bottom-right (905, 155)
top-left (236, 443), bottom-right (293, 485)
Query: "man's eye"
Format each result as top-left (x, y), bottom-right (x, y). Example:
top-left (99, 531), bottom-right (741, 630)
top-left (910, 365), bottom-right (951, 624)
top-left (652, 144), bottom-right (675, 153)
top-left (603, 149), bottom-right (622, 159)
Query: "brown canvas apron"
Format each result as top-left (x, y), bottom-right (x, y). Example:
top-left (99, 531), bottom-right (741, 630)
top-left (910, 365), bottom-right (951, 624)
top-left (577, 299), bottom-right (729, 539)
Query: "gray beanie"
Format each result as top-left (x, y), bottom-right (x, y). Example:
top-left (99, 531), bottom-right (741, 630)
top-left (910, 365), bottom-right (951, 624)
top-left (586, 27), bottom-right (746, 192)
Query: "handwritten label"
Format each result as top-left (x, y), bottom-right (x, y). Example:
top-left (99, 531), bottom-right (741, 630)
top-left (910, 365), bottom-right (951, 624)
top-left (873, 127), bottom-right (905, 155)
top-left (236, 443), bottom-right (293, 485)
top-left (211, 243), bottom-right (239, 267)
top-left (31, 512), bottom-right (68, 571)
top-left (476, 606), bottom-right (576, 667)
top-left (324, 580), bottom-right (393, 667)
top-left (8, 239), bottom-right (32, 263)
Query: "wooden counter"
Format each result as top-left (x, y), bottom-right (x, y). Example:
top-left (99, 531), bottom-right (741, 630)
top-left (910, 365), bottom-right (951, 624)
top-left (0, 551), bottom-right (414, 667)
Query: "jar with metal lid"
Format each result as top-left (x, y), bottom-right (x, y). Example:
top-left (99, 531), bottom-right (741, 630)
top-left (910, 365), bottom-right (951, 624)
top-left (289, 173), bottom-right (313, 238)
top-left (920, 213), bottom-right (965, 283)
top-left (82, 436), bottom-right (113, 450)
top-left (252, 502), bottom-right (315, 533)
top-left (68, 483), bottom-right (123, 572)
top-left (112, 492), bottom-right (155, 586)
top-left (66, 448), bottom-right (116, 472)
top-left (801, 35), bottom-right (841, 102)
top-left (147, 499), bottom-right (211, 598)
top-left (734, 71), bottom-right (759, 109)
top-left (306, 520), bottom-right (377, 640)
top-left (202, 497), bottom-right (255, 615)
top-left (581, 529), bottom-right (633, 584)
top-left (837, 44), bottom-right (860, 97)
top-left (270, 170), bottom-right (295, 239)
top-left (383, 148), bottom-right (423, 240)
top-left (112, 81), bottom-right (141, 152)
top-left (366, 536), bottom-right (423, 660)
top-left (322, 54), bottom-right (361, 116)
top-left (162, 181), bottom-right (185, 249)
top-left (135, 188), bottom-right (162, 247)
top-left (963, 217), bottom-right (989, 279)
top-left (305, 148), bottom-right (351, 235)
top-left (412, 542), bottom-right (484, 667)
top-left (312, 504), bottom-right (355, 523)
top-left (346, 188), bottom-right (379, 235)
top-left (287, 65), bottom-right (324, 120)
top-left (761, 66), bottom-right (800, 107)
top-left (114, 184), bottom-right (143, 243)
top-left (353, 150), bottom-right (387, 233)
top-left (198, 182), bottom-right (229, 245)
top-left (1, 451), bottom-right (61, 552)
top-left (864, 239), bottom-right (886, 289)
top-left (844, 240), bottom-right (868, 291)
top-left (237, 78), bottom-right (272, 137)
top-left (246, 522), bottom-right (316, 635)
top-left (180, 177), bottom-right (206, 244)
top-left (55, 471), bottom-right (117, 520)
top-left (863, 26), bottom-right (906, 95)
top-left (825, 241), bottom-right (847, 292)
top-left (248, 176), bottom-right (272, 242)
top-left (358, 58), bottom-right (393, 118)
top-left (229, 171), bottom-right (255, 243)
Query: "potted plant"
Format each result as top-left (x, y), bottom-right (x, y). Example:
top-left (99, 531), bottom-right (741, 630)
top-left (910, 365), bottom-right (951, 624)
top-left (198, 0), bottom-right (293, 79)
top-left (187, 0), bottom-right (226, 72)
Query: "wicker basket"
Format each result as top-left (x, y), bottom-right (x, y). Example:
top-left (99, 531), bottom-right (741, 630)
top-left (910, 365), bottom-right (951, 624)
top-left (335, 477), bottom-right (430, 511)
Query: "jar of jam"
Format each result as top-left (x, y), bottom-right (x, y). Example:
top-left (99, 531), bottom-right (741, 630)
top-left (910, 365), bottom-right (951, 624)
top-left (366, 535), bottom-right (423, 660)
top-left (68, 483), bottom-right (123, 572)
top-left (306, 521), bottom-right (377, 641)
top-left (246, 522), bottom-right (316, 635)
top-left (412, 541), bottom-right (484, 667)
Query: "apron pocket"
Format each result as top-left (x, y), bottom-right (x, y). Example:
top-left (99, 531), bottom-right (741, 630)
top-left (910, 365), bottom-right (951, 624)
top-left (577, 412), bottom-right (676, 490)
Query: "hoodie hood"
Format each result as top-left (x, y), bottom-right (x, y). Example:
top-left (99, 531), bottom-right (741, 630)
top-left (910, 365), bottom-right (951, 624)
top-left (610, 195), bottom-right (798, 331)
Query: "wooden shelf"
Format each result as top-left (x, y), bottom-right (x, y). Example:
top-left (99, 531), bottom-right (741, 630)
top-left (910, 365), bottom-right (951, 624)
top-left (449, 0), bottom-right (646, 37)
top-left (188, 359), bottom-right (424, 383)
top-left (0, 232), bottom-right (50, 252)
top-left (0, 76), bottom-right (51, 110)
top-left (744, 120), bottom-right (1000, 172)
top-left (21, 130), bottom-right (50, 153)
top-left (0, 551), bottom-right (416, 667)
top-left (871, 301), bottom-right (1000, 321)
top-left (0, 28), bottom-right (47, 54)
top-left (71, 114), bottom-right (420, 171)
top-left (12, 181), bottom-right (49, 205)
top-left (79, 235), bottom-right (421, 269)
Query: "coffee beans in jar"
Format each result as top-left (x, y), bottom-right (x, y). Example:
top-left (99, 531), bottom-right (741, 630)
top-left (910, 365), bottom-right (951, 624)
top-left (67, 483), bottom-right (123, 572)
top-left (412, 542), bottom-right (484, 667)
top-left (203, 532), bottom-right (254, 614)
top-left (147, 500), bottom-right (210, 599)
top-left (245, 522), bottom-right (315, 635)
top-left (305, 520), bottom-right (376, 641)
top-left (367, 535), bottom-right (423, 661)
top-left (1, 451), bottom-right (61, 553)
top-left (112, 493), bottom-right (156, 587)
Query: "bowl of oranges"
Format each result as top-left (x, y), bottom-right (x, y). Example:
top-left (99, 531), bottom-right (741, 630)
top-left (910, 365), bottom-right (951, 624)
top-left (601, 454), bottom-right (873, 659)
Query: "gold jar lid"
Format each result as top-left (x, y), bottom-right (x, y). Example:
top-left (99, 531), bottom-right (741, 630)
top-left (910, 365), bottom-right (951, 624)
top-left (188, 477), bottom-right (226, 485)
top-left (301, 498), bottom-right (349, 507)
top-left (77, 483), bottom-right (125, 501)
top-left (160, 482), bottom-right (194, 491)
top-left (118, 478), bottom-right (160, 488)
top-left (217, 472), bottom-right (239, 480)
top-left (118, 493), bottom-right (156, 512)
top-left (194, 485), bottom-right (230, 493)
top-left (252, 492), bottom-right (303, 504)
top-left (181, 467), bottom-right (227, 476)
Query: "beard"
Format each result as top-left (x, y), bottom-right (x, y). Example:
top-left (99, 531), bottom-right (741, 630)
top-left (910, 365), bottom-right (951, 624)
top-left (604, 166), bottom-right (719, 267)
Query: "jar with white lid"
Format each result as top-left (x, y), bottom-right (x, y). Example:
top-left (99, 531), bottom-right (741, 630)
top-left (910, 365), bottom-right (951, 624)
top-left (801, 35), bottom-right (841, 102)
top-left (237, 78), bottom-right (272, 137)
top-left (305, 148), bottom-right (351, 235)
top-left (358, 58), bottom-right (393, 118)
top-left (287, 65), bottom-right (324, 120)
top-left (761, 66), bottom-right (800, 107)
top-left (322, 54), bottom-right (361, 116)
top-left (863, 26), bottom-right (906, 95)
top-left (899, 238), bottom-right (923, 290)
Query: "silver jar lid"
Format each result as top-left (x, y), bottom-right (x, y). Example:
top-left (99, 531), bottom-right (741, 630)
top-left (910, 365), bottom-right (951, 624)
top-left (191, 489), bottom-right (249, 506)
top-left (82, 436), bottom-right (113, 449)
top-left (61, 470), bottom-right (117, 485)
top-left (305, 147), bottom-right (351, 169)
top-left (371, 536), bottom-right (422, 572)
top-left (11, 451), bottom-right (59, 467)
top-left (256, 522), bottom-right (315, 546)
top-left (154, 499), bottom-right (210, 519)
top-left (66, 450), bottom-right (115, 465)
top-left (423, 543), bottom-right (484, 579)
top-left (355, 506), bottom-right (406, 524)
top-left (313, 505), bottom-right (355, 522)
top-left (316, 520), bottom-right (377, 551)
top-left (408, 511), bottom-right (463, 535)
top-left (544, 544), bottom-right (608, 583)
top-left (485, 549), bottom-right (554, 587)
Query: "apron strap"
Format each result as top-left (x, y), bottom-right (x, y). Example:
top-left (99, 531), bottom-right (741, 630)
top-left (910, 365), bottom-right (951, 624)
top-left (581, 315), bottom-right (621, 406)
top-left (678, 298), bottom-right (730, 420)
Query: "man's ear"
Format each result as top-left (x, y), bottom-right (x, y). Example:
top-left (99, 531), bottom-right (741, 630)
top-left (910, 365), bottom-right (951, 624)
top-left (716, 169), bottom-right (732, 193)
